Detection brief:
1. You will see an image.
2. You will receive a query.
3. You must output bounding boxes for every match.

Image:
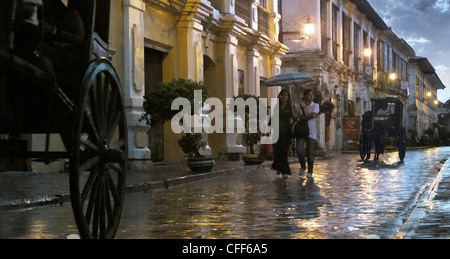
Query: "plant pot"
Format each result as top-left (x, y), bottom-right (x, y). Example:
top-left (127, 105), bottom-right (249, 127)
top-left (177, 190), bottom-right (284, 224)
top-left (243, 153), bottom-right (264, 165)
top-left (314, 150), bottom-right (325, 157)
top-left (187, 155), bottom-right (215, 173)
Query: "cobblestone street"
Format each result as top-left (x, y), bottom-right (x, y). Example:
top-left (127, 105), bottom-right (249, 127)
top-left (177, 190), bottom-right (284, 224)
top-left (0, 147), bottom-right (448, 239)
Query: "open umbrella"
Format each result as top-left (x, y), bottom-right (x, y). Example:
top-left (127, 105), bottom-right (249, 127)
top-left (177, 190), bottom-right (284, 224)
top-left (265, 72), bottom-right (314, 87)
top-left (265, 72), bottom-right (314, 96)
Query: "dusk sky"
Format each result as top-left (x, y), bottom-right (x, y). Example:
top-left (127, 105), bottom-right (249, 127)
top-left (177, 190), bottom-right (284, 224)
top-left (369, 0), bottom-right (450, 103)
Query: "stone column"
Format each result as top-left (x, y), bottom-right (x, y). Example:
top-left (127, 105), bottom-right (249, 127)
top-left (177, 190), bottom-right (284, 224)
top-left (269, 53), bottom-right (282, 106)
top-left (247, 48), bottom-right (260, 96)
top-left (172, 0), bottom-right (213, 159)
top-left (122, 0), bottom-right (151, 169)
top-left (217, 14), bottom-right (246, 159)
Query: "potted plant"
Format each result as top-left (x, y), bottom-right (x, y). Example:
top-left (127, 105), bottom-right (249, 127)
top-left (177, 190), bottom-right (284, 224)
top-left (313, 90), bottom-right (336, 115)
top-left (232, 94), bottom-right (264, 165)
top-left (178, 132), bottom-right (214, 172)
top-left (141, 79), bottom-right (214, 173)
top-left (314, 142), bottom-right (326, 157)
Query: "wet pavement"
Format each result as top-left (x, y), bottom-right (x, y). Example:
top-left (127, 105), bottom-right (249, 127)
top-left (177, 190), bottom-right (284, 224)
top-left (0, 159), bottom-right (284, 210)
top-left (0, 147), bottom-right (448, 239)
top-left (402, 159), bottom-right (450, 239)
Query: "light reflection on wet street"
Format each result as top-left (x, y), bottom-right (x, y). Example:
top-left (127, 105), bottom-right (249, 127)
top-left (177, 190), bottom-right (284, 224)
top-left (0, 147), bottom-right (449, 239)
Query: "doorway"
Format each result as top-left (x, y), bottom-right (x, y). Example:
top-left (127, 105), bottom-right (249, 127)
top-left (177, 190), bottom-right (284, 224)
top-left (144, 48), bottom-right (165, 161)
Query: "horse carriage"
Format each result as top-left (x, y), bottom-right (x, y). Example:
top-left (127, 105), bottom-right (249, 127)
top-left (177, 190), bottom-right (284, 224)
top-left (359, 92), bottom-right (407, 162)
top-left (1, 0), bottom-right (128, 238)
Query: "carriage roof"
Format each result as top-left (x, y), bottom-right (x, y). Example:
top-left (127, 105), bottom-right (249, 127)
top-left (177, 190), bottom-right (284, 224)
top-left (370, 92), bottom-right (406, 104)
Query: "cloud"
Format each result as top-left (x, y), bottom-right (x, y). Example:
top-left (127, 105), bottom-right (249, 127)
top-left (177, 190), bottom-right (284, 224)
top-left (368, 0), bottom-right (450, 100)
top-left (405, 37), bottom-right (430, 45)
top-left (434, 0), bottom-right (450, 12)
top-left (435, 65), bottom-right (449, 74)
top-left (412, 0), bottom-right (437, 11)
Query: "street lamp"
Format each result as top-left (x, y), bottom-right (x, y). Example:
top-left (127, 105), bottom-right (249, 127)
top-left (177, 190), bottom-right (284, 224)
top-left (389, 73), bottom-right (397, 80)
top-left (302, 17), bottom-right (315, 40)
top-left (434, 100), bottom-right (439, 105)
top-left (363, 47), bottom-right (372, 58)
top-left (427, 91), bottom-right (432, 97)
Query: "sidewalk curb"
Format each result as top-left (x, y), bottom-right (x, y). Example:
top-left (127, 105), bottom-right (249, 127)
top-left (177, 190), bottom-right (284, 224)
top-left (393, 157), bottom-right (449, 239)
top-left (0, 154), bottom-right (333, 211)
top-left (341, 146), bottom-right (434, 154)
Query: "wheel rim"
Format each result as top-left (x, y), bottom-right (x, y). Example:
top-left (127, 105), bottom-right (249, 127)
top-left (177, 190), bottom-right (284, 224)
top-left (70, 59), bottom-right (127, 239)
top-left (359, 133), bottom-right (367, 160)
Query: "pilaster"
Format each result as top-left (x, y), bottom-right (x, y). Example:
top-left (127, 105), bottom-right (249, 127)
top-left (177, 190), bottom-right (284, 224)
top-left (217, 14), bottom-right (246, 157)
top-left (122, 0), bottom-right (151, 168)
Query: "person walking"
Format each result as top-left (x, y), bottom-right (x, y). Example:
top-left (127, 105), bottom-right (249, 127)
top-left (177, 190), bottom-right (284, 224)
top-left (271, 89), bottom-right (298, 179)
top-left (296, 89), bottom-right (319, 179)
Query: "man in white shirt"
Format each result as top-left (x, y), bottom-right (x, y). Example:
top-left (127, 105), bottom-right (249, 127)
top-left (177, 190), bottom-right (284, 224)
top-left (296, 89), bottom-right (320, 179)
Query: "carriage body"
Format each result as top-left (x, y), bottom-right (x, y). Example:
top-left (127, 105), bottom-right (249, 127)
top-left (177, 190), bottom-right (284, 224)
top-left (359, 92), bottom-right (407, 161)
top-left (0, 0), bottom-right (127, 239)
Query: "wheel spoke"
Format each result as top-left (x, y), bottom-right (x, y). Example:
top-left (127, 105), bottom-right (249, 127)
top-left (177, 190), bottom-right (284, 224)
top-left (92, 174), bottom-right (103, 239)
top-left (99, 176), bottom-right (107, 239)
top-left (108, 163), bottom-right (124, 176)
top-left (103, 74), bottom-right (112, 126)
top-left (90, 79), bottom-right (103, 138)
top-left (79, 156), bottom-right (99, 173)
top-left (81, 134), bottom-right (99, 152)
top-left (85, 172), bottom-right (100, 226)
top-left (104, 175), bottom-right (114, 225)
top-left (105, 90), bottom-right (121, 141)
top-left (106, 113), bottom-right (122, 142)
top-left (96, 73), bottom-right (107, 136)
top-left (106, 168), bottom-right (120, 203)
top-left (84, 106), bottom-right (102, 144)
top-left (81, 166), bottom-right (98, 205)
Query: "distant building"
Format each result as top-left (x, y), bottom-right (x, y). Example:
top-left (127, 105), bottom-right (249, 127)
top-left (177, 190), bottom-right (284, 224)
top-left (279, 0), bottom-right (444, 150)
top-left (408, 57), bottom-right (446, 140)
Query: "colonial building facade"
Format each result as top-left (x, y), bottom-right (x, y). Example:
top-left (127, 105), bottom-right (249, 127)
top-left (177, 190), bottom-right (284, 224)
top-left (110, 0), bottom-right (287, 167)
top-left (408, 57), bottom-right (446, 140)
top-left (279, 0), bottom-right (444, 151)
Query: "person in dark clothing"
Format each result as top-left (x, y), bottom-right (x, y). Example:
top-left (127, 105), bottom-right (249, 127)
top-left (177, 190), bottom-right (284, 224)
top-left (271, 89), bottom-right (298, 179)
top-left (40, 0), bottom-right (85, 75)
top-left (14, 0), bottom-right (43, 66)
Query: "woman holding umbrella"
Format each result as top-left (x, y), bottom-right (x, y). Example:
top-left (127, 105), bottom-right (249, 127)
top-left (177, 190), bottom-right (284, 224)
top-left (271, 89), bottom-right (299, 179)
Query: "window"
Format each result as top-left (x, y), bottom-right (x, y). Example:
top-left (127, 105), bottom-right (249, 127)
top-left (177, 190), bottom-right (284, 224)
top-left (363, 30), bottom-right (368, 65)
top-left (258, 7), bottom-right (270, 36)
top-left (354, 23), bottom-right (361, 71)
top-left (259, 0), bottom-right (267, 9)
top-left (235, 0), bottom-right (252, 26)
top-left (332, 4), bottom-right (338, 60)
top-left (321, 0), bottom-right (328, 55)
top-left (342, 14), bottom-right (351, 66)
top-left (378, 40), bottom-right (390, 73)
top-left (278, 0), bottom-right (283, 43)
top-left (210, 0), bottom-right (221, 11)
top-left (370, 37), bottom-right (375, 65)
top-left (387, 45), bottom-right (392, 73)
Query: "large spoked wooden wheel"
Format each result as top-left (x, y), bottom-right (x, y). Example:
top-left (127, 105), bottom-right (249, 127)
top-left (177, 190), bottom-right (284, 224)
top-left (359, 130), bottom-right (372, 161)
top-left (70, 58), bottom-right (128, 239)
